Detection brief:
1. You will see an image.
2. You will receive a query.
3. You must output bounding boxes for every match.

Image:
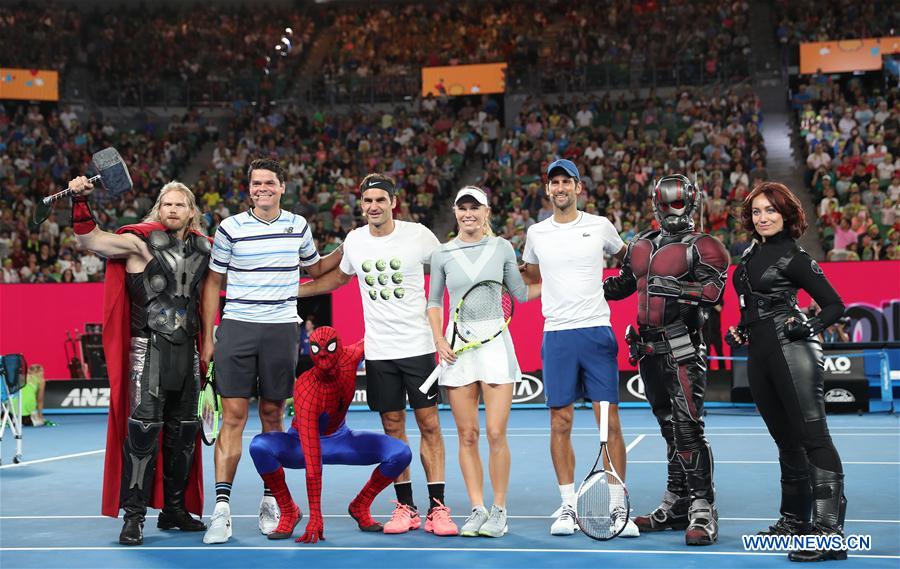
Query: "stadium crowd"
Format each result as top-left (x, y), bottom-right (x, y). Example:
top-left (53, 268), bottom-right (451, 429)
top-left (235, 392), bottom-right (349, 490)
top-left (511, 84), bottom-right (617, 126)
top-left (775, 0), bottom-right (895, 46)
top-left (481, 87), bottom-right (766, 265)
top-left (86, 6), bottom-right (317, 105)
top-left (3, 0), bottom-right (898, 286)
top-left (314, 0), bottom-right (753, 102)
top-left (539, 0), bottom-right (751, 93)
top-left (0, 3), bottom-right (317, 106)
top-left (197, 96), bottom-right (492, 252)
top-left (0, 103), bottom-right (208, 283)
top-left (795, 76), bottom-right (900, 260)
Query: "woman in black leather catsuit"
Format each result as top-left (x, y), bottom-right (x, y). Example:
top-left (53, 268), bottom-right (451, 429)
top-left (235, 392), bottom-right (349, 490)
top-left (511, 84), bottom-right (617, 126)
top-left (730, 182), bottom-right (847, 563)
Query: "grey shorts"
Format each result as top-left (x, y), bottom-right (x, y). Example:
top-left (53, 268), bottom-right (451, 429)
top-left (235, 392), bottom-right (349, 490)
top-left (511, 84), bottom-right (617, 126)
top-left (214, 319), bottom-right (299, 400)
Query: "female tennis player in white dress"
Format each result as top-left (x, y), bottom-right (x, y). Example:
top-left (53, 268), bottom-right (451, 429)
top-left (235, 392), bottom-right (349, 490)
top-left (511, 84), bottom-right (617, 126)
top-left (427, 186), bottom-right (540, 538)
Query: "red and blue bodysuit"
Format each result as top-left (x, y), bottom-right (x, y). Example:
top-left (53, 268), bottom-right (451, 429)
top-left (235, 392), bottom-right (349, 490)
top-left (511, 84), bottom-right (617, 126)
top-left (249, 326), bottom-right (412, 543)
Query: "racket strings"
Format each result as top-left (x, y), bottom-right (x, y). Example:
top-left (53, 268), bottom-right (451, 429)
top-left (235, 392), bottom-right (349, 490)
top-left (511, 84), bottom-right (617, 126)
top-left (576, 472), bottom-right (629, 540)
top-left (457, 282), bottom-right (514, 342)
top-left (198, 384), bottom-right (218, 442)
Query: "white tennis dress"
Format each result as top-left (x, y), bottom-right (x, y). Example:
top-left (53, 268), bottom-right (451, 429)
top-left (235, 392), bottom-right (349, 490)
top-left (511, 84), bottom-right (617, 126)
top-left (427, 236), bottom-right (528, 387)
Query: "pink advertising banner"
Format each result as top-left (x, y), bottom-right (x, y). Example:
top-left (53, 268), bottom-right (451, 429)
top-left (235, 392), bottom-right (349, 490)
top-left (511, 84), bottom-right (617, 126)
top-left (2, 261), bottom-right (898, 379)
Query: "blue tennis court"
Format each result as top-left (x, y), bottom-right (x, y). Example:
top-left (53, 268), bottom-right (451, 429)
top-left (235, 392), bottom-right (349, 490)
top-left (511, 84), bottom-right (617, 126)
top-left (1, 407), bottom-right (898, 568)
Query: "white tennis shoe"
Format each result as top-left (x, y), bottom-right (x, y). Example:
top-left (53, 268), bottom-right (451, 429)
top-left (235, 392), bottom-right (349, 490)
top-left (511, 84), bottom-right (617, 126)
top-left (258, 496), bottom-right (280, 535)
top-left (550, 504), bottom-right (578, 536)
top-left (203, 502), bottom-right (232, 544)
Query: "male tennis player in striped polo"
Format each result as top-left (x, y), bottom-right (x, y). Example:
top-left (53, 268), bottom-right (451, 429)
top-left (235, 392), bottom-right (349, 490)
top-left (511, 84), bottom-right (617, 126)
top-left (201, 159), bottom-right (343, 544)
top-left (299, 173), bottom-right (458, 537)
top-left (521, 159), bottom-right (639, 537)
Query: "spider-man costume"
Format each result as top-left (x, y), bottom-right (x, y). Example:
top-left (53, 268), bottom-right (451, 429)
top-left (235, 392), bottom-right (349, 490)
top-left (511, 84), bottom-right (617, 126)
top-left (249, 326), bottom-right (412, 543)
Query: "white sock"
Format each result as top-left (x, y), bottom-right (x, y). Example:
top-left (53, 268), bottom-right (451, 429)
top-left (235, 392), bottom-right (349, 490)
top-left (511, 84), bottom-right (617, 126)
top-left (609, 482), bottom-right (626, 509)
top-left (559, 483), bottom-right (576, 508)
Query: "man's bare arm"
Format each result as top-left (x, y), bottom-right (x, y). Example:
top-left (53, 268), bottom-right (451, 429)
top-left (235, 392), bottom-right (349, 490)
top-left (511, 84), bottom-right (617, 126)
top-left (304, 245), bottom-right (343, 279)
top-left (200, 270), bottom-right (224, 368)
top-left (76, 228), bottom-right (146, 260)
top-left (520, 262), bottom-right (542, 285)
top-left (299, 267), bottom-right (353, 297)
top-left (68, 176), bottom-right (146, 259)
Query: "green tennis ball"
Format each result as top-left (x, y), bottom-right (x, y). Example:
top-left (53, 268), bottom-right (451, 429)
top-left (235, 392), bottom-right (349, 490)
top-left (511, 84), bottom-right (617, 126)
top-left (368, 289), bottom-right (378, 300)
top-left (362, 260), bottom-right (373, 273)
top-left (380, 289), bottom-right (391, 300)
top-left (378, 273), bottom-right (389, 285)
top-left (376, 259), bottom-right (387, 271)
top-left (365, 274), bottom-right (376, 286)
top-left (390, 258), bottom-right (401, 270)
top-left (393, 287), bottom-right (405, 299)
top-left (391, 272), bottom-right (403, 284)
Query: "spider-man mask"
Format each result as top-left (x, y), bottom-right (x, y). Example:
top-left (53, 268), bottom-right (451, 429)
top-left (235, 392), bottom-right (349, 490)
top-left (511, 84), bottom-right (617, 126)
top-left (309, 326), bottom-right (342, 372)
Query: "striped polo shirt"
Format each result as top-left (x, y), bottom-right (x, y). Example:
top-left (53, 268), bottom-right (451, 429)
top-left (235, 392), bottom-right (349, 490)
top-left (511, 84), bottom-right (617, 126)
top-left (209, 209), bottom-right (320, 323)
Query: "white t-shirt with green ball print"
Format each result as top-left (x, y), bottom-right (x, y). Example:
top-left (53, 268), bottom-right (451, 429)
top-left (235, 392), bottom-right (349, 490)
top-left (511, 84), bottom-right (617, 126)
top-left (339, 220), bottom-right (441, 360)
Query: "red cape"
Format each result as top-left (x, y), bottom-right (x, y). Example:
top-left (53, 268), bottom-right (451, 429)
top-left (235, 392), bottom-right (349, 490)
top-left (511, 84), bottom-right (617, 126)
top-left (101, 221), bottom-right (209, 518)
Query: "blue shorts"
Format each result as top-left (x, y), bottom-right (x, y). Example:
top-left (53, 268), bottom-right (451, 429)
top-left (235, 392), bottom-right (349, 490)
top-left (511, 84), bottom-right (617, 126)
top-left (541, 326), bottom-right (619, 407)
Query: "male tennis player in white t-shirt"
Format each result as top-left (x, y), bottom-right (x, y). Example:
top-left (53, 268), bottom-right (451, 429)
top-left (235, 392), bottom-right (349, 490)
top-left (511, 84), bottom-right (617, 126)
top-left (521, 159), bottom-right (639, 537)
top-left (299, 173), bottom-right (458, 537)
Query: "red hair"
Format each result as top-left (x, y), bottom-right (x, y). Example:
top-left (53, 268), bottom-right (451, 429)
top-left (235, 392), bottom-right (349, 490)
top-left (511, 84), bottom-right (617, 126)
top-left (741, 182), bottom-right (807, 239)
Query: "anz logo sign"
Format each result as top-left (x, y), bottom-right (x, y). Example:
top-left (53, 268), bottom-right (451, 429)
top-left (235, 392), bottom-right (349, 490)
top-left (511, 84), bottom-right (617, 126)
top-left (626, 374), bottom-right (647, 401)
top-left (513, 374), bottom-right (545, 404)
top-left (61, 387), bottom-right (110, 407)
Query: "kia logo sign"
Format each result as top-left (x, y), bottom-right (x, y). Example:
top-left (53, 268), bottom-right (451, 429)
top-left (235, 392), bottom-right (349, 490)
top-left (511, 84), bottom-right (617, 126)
top-left (513, 374), bottom-right (544, 404)
top-left (627, 374), bottom-right (647, 401)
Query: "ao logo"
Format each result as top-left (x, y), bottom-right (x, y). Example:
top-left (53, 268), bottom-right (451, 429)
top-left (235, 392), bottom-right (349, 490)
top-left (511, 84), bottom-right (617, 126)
top-left (823, 356), bottom-right (852, 374)
top-left (626, 374), bottom-right (647, 401)
top-left (513, 374), bottom-right (544, 404)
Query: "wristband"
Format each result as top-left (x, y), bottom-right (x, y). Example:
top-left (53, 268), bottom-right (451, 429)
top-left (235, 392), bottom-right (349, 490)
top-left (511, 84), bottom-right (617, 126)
top-left (72, 195), bottom-right (97, 235)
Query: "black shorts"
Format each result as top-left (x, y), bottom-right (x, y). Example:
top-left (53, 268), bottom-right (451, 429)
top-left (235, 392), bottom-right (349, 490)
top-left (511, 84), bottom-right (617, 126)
top-left (365, 353), bottom-right (438, 413)
top-left (214, 319), bottom-right (299, 400)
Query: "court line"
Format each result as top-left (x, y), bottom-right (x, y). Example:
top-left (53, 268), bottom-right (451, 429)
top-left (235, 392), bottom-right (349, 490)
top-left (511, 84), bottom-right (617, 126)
top-left (241, 433), bottom-right (900, 440)
top-left (625, 434), bottom-right (646, 453)
top-left (5, 439), bottom-right (895, 470)
top-left (0, 545), bottom-right (895, 559)
top-left (3, 514), bottom-right (898, 524)
top-left (0, 449), bottom-right (104, 470)
top-left (627, 460), bottom-right (899, 465)
top-left (242, 427), bottom-right (900, 434)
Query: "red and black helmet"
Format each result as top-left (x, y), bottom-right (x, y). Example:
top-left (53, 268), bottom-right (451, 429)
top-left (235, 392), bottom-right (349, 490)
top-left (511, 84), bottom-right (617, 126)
top-left (652, 174), bottom-right (699, 233)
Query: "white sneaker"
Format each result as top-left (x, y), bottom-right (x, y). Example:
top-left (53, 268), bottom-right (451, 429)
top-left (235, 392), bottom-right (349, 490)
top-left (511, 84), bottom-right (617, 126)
top-left (609, 484), bottom-right (639, 537)
top-left (258, 496), bottom-right (280, 535)
top-left (203, 502), bottom-right (232, 544)
top-left (612, 507), bottom-right (641, 537)
top-left (550, 504), bottom-right (578, 536)
top-left (620, 517), bottom-right (641, 538)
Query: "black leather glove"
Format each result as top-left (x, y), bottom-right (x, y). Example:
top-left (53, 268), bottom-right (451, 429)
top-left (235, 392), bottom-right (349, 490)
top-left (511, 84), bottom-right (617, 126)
top-left (725, 327), bottom-right (748, 347)
top-left (784, 318), bottom-right (815, 341)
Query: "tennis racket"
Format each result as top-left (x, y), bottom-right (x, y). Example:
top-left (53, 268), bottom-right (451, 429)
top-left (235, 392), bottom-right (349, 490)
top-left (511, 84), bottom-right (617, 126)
top-left (197, 361), bottom-right (221, 446)
top-left (575, 401), bottom-right (630, 540)
top-left (419, 280), bottom-right (515, 394)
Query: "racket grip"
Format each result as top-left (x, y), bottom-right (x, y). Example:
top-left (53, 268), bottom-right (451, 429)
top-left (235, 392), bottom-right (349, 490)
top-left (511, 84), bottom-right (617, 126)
top-left (599, 401), bottom-right (609, 443)
top-left (419, 363), bottom-right (443, 394)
